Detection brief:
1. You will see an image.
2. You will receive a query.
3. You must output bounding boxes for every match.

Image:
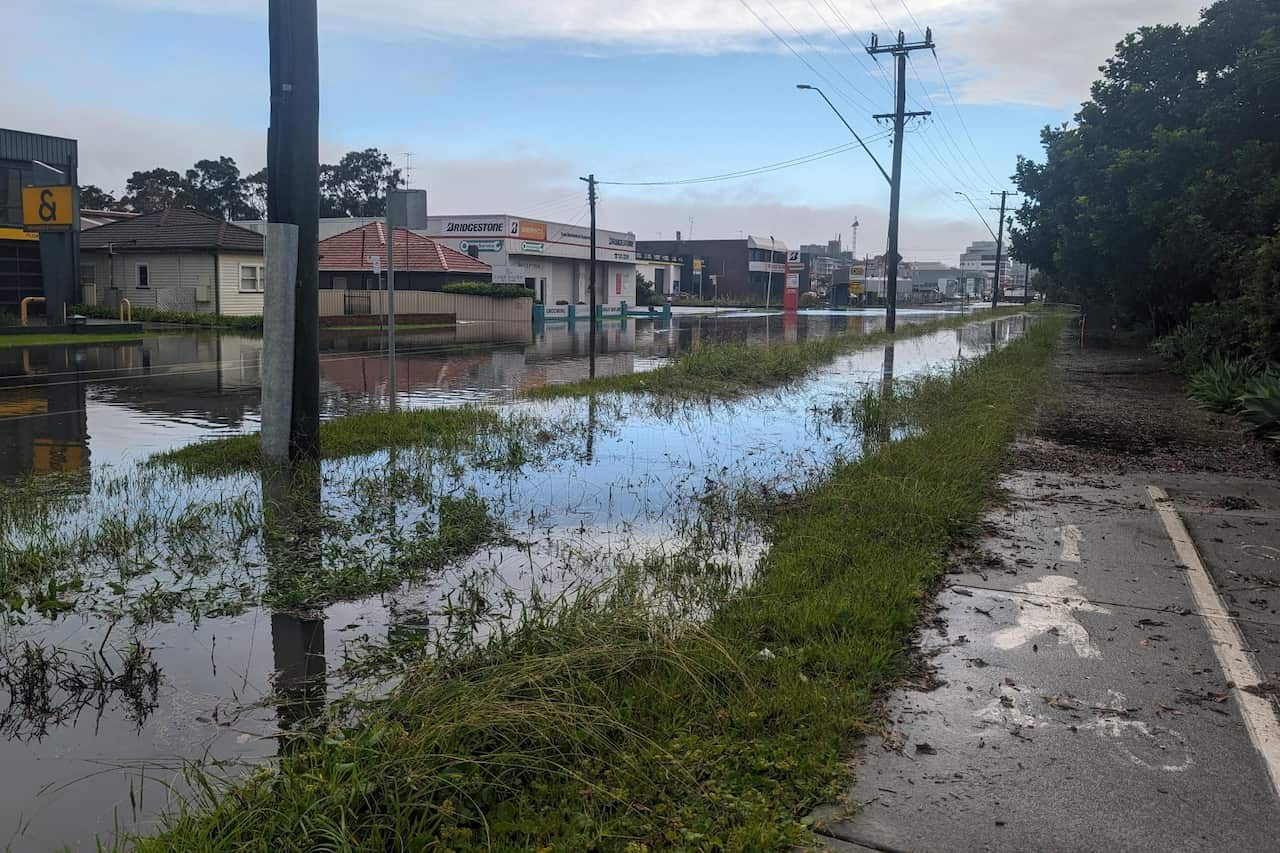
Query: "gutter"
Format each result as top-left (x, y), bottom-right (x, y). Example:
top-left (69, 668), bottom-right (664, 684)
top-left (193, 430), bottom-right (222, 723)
top-left (212, 251), bottom-right (221, 317)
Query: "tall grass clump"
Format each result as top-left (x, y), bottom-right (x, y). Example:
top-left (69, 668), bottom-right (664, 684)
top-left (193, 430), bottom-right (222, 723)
top-left (124, 316), bottom-right (1066, 851)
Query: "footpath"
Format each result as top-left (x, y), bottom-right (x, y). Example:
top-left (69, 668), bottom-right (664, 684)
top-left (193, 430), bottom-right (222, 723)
top-left (812, 339), bottom-right (1280, 852)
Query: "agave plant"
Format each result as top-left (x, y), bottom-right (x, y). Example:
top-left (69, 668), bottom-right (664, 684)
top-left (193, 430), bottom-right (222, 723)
top-left (1239, 370), bottom-right (1280, 437)
top-left (1187, 358), bottom-right (1256, 413)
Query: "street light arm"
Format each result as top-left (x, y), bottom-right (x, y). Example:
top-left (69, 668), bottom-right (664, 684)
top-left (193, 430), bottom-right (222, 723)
top-left (797, 84), bottom-right (891, 186)
top-left (954, 191), bottom-right (998, 241)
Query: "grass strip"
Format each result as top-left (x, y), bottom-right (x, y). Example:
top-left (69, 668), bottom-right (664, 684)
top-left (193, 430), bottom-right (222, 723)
top-left (529, 305), bottom-right (1034, 399)
top-left (72, 304), bottom-right (263, 331)
top-left (0, 332), bottom-right (146, 349)
top-left (152, 406), bottom-right (544, 477)
top-left (127, 314), bottom-right (1065, 852)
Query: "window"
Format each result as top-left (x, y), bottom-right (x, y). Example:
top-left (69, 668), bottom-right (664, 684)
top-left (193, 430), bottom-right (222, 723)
top-left (80, 264), bottom-right (96, 285)
top-left (239, 263), bottom-right (265, 293)
top-left (137, 263), bottom-right (150, 289)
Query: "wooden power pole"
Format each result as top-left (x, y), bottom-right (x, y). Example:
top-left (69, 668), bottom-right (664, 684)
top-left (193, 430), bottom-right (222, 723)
top-left (267, 0), bottom-right (320, 460)
top-left (990, 190), bottom-right (1010, 309)
top-left (867, 29), bottom-right (933, 333)
top-left (580, 174), bottom-right (598, 378)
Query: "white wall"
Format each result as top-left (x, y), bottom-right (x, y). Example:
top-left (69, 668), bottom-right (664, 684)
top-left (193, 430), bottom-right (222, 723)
top-left (218, 252), bottom-right (267, 316)
top-left (87, 251), bottom-right (217, 313)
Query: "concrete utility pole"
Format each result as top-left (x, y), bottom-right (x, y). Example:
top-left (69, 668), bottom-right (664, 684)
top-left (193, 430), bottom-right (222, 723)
top-left (867, 29), bottom-right (934, 333)
top-left (267, 0), bottom-right (320, 460)
top-left (766, 235), bottom-right (775, 310)
top-left (580, 174), bottom-right (598, 378)
top-left (990, 190), bottom-right (1011, 309)
top-left (1024, 261), bottom-right (1031, 305)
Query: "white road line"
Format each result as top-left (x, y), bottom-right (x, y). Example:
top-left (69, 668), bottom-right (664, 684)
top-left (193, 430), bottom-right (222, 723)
top-left (1148, 485), bottom-right (1280, 798)
top-left (1059, 523), bottom-right (1083, 563)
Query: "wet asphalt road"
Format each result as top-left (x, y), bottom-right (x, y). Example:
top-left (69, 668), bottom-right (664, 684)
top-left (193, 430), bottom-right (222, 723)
top-left (811, 340), bottom-right (1280, 852)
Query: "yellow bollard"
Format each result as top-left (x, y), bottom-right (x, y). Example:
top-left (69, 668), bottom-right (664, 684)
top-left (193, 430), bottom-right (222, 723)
top-left (119, 299), bottom-right (132, 322)
top-left (19, 296), bottom-right (45, 326)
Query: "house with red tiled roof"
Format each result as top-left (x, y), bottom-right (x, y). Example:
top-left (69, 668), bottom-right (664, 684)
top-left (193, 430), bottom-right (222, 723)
top-left (318, 222), bottom-right (490, 293)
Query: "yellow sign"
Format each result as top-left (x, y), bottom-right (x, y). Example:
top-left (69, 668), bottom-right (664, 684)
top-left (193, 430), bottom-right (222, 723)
top-left (693, 258), bottom-right (703, 271)
top-left (22, 185), bottom-right (74, 231)
top-left (849, 282), bottom-right (865, 295)
top-left (0, 226), bottom-right (39, 242)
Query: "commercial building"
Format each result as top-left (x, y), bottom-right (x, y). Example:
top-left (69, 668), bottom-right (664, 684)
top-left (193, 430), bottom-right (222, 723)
top-left (421, 214), bottom-right (637, 312)
top-left (79, 208), bottom-right (266, 316)
top-left (635, 236), bottom-right (788, 302)
top-left (0, 128), bottom-right (79, 317)
top-left (635, 250), bottom-right (682, 297)
top-left (960, 240), bottom-right (1012, 292)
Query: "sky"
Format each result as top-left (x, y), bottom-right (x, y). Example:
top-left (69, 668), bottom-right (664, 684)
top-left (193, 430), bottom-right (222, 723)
top-left (2, 0), bottom-right (1204, 264)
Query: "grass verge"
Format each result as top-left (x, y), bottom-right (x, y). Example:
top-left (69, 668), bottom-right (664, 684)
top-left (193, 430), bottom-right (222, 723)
top-left (125, 314), bottom-right (1066, 851)
top-left (0, 332), bottom-right (145, 348)
top-left (529, 305), bottom-right (1033, 399)
top-left (152, 406), bottom-right (549, 477)
top-left (72, 304), bottom-right (263, 331)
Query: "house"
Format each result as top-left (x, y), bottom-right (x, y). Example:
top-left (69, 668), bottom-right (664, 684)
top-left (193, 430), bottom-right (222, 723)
top-left (318, 222), bottom-right (490, 291)
top-left (79, 208), bottom-right (266, 316)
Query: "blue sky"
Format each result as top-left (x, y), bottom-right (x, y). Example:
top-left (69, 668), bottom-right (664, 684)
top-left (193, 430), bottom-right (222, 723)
top-left (3, 0), bottom-right (1203, 262)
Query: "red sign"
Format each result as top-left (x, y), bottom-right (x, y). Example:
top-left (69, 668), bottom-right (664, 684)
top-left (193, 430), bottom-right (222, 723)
top-left (616, 272), bottom-right (622, 295)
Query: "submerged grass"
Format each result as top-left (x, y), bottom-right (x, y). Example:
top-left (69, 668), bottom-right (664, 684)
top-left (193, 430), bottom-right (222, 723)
top-left (127, 314), bottom-right (1067, 851)
top-left (529, 305), bottom-right (1034, 400)
top-left (152, 406), bottom-right (548, 477)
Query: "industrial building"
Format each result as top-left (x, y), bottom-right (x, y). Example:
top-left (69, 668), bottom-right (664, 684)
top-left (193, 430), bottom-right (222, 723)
top-left (0, 128), bottom-right (79, 318)
top-left (635, 236), bottom-right (788, 303)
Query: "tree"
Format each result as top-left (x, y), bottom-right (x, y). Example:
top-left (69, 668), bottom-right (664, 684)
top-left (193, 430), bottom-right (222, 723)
top-left (184, 156), bottom-right (253, 220)
top-left (79, 184), bottom-right (120, 210)
top-left (319, 148), bottom-right (403, 217)
top-left (121, 167), bottom-right (187, 213)
top-left (242, 168), bottom-right (268, 220)
top-left (1011, 0), bottom-right (1280, 336)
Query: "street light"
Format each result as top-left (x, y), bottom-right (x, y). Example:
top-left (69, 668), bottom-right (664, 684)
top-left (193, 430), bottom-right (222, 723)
top-left (796, 84), bottom-right (890, 186)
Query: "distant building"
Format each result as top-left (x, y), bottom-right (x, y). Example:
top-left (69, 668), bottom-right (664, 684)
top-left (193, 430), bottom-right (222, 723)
top-left (635, 250), bottom-right (682, 296)
top-left (80, 208), bottom-right (266, 316)
top-left (959, 240), bottom-right (1015, 291)
top-left (635, 236), bottom-right (787, 302)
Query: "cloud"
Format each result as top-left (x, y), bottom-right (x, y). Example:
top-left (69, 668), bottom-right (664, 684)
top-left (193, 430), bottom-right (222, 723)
top-left (946, 0), bottom-right (1206, 107)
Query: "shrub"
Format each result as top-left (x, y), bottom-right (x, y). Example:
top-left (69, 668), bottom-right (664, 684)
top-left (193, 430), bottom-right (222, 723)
top-left (1240, 371), bottom-right (1280, 438)
top-left (1186, 357), bottom-right (1255, 413)
top-left (71, 304), bottom-right (262, 331)
top-left (442, 282), bottom-right (534, 299)
top-left (1154, 299), bottom-right (1254, 374)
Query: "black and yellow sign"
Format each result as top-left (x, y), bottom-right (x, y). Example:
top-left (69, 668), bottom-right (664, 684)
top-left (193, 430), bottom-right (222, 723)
top-left (22, 185), bottom-right (74, 231)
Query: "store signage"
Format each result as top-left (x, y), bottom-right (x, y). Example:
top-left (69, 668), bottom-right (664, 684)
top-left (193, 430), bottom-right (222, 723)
top-left (615, 272), bottom-right (622, 295)
top-left (521, 241), bottom-right (545, 254)
top-left (608, 236), bottom-right (634, 247)
top-left (368, 254), bottom-right (382, 275)
top-left (849, 265), bottom-right (866, 280)
top-left (544, 305), bottom-right (570, 318)
top-left (511, 220), bottom-right (548, 241)
top-left (22, 185), bottom-right (74, 231)
top-left (443, 221), bottom-right (504, 233)
top-left (458, 239), bottom-right (503, 253)
top-left (786, 250), bottom-right (800, 264)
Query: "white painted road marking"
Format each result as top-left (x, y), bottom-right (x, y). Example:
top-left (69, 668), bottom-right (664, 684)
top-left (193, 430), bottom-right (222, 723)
top-left (1059, 523), bottom-right (1083, 563)
top-left (1148, 485), bottom-right (1280, 799)
top-left (990, 575), bottom-right (1110, 658)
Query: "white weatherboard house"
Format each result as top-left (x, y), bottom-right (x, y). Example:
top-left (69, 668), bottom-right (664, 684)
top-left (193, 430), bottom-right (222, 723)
top-left (80, 208), bottom-right (266, 316)
top-left (420, 214), bottom-right (637, 314)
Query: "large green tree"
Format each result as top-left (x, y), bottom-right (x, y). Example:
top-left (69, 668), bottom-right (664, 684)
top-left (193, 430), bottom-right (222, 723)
top-left (184, 156), bottom-right (254, 220)
top-left (1011, 0), bottom-right (1280, 335)
top-left (319, 148), bottom-right (403, 217)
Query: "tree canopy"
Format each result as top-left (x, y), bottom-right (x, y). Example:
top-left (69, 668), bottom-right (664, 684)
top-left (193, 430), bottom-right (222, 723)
top-left (92, 148), bottom-right (403, 223)
top-left (1011, 0), bottom-right (1280, 343)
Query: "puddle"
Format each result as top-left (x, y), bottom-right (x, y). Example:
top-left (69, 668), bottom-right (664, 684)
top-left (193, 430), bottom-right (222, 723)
top-left (0, 309), bottom-right (1026, 848)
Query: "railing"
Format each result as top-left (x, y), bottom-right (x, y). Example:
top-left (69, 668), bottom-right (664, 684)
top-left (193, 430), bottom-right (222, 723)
top-left (119, 299), bottom-right (132, 322)
top-left (19, 296), bottom-right (45, 326)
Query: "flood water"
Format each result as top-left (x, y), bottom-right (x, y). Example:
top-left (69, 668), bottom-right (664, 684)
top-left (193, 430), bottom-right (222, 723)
top-left (0, 307), bottom-right (1026, 849)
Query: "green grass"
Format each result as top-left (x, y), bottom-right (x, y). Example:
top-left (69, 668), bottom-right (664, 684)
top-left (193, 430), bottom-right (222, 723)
top-left (0, 332), bottom-right (146, 348)
top-left (152, 406), bottom-right (548, 477)
top-left (529, 306), bottom-right (1034, 400)
top-left (125, 314), bottom-right (1067, 851)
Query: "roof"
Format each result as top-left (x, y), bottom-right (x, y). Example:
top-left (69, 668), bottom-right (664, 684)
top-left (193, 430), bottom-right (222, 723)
top-left (80, 208), bottom-right (264, 253)
top-left (318, 222), bottom-right (490, 275)
top-left (80, 209), bottom-right (138, 230)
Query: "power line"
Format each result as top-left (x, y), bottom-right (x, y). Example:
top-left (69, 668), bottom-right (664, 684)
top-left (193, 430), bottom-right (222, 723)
top-left (596, 133), bottom-right (890, 187)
